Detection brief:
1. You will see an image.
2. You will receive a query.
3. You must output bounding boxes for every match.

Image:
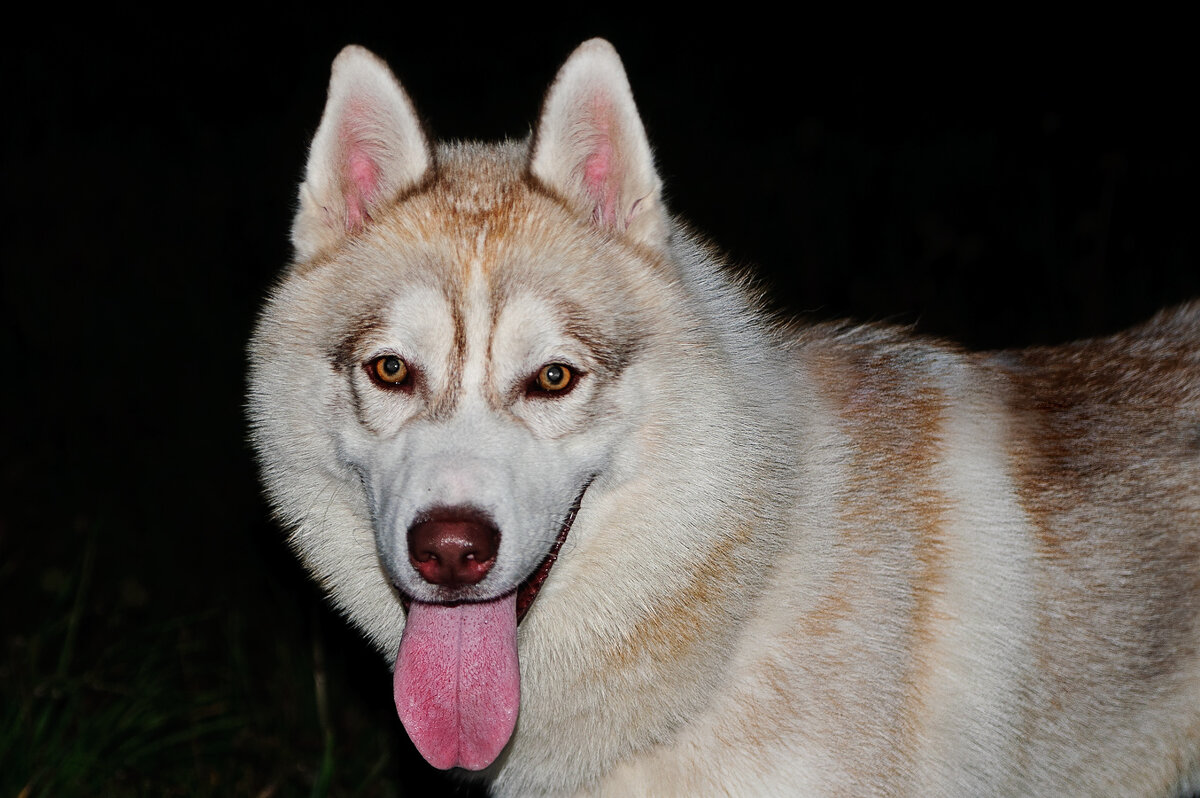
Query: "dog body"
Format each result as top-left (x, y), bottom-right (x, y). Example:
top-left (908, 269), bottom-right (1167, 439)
top-left (249, 40), bottom-right (1200, 796)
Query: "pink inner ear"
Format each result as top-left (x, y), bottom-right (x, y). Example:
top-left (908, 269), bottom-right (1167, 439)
top-left (344, 149), bottom-right (380, 229)
top-left (584, 141), bottom-right (618, 228)
top-left (340, 107), bottom-right (383, 231)
top-left (582, 96), bottom-right (621, 229)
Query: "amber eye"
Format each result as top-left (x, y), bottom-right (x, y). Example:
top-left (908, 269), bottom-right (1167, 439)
top-left (535, 363), bottom-right (573, 393)
top-left (370, 355), bottom-right (409, 387)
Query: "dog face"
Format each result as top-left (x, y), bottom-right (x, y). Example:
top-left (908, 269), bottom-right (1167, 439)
top-left (316, 174), bottom-right (657, 608)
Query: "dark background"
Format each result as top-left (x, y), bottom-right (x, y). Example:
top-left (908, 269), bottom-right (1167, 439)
top-left (3, 18), bottom-right (1197, 796)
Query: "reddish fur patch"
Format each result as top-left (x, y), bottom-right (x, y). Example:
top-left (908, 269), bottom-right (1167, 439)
top-left (598, 522), bottom-right (755, 685)
top-left (993, 314), bottom-right (1200, 767)
top-left (795, 329), bottom-right (952, 786)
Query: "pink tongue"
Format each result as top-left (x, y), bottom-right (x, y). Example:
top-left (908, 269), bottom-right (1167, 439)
top-left (394, 593), bottom-right (520, 770)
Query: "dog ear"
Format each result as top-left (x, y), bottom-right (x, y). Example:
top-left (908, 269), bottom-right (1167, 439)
top-left (292, 46), bottom-right (432, 261)
top-left (529, 39), bottom-right (668, 250)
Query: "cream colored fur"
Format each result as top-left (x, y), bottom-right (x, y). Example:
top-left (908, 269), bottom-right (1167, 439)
top-left (249, 39), bottom-right (1200, 796)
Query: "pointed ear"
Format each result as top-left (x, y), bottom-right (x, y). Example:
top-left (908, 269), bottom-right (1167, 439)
top-left (529, 39), bottom-right (668, 249)
top-left (292, 45), bottom-right (432, 261)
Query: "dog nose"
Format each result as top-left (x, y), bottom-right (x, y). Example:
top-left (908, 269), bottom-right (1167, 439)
top-left (407, 506), bottom-right (500, 586)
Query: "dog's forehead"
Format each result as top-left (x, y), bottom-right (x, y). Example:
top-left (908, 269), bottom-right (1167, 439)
top-left (303, 142), bottom-right (660, 367)
top-left (386, 142), bottom-right (548, 250)
top-left (320, 250), bottom-right (626, 364)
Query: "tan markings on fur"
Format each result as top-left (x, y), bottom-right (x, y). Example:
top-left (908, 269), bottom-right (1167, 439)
top-left (307, 143), bottom-right (661, 421)
top-left (734, 657), bottom-right (808, 756)
top-left (349, 146), bottom-right (542, 416)
top-left (797, 329), bottom-right (952, 788)
top-left (603, 521), bottom-right (755, 672)
top-left (995, 309), bottom-right (1200, 786)
top-left (412, 156), bottom-right (528, 276)
top-left (524, 172), bottom-right (679, 279)
top-left (425, 280), bottom-right (466, 422)
top-left (292, 173), bottom-right (438, 277)
top-left (554, 297), bottom-right (638, 377)
top-left (328, 310), bottom-right (385, 371)
top-left (292, 247), bottom-right (336, 278)
top-left (333, 147), bottom-right (536, 279)
top-left (327, 310), bottom-right (384, 428)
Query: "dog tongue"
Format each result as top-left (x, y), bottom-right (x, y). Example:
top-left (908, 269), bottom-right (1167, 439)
top-left (394, 593), bottom-right (519, 770)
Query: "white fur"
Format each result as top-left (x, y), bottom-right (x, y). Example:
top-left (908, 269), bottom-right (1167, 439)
top-left (249, 40), bottom-right (1200, 797)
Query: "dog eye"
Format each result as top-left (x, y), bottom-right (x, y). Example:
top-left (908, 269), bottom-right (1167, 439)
top-left (532, 363), bottom-right (574, 395)
top-left (369, 355), bottom-right (409, 388)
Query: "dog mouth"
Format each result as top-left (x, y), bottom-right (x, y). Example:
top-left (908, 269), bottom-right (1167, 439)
top-left (392, 477), bottom-right (593, 771)
top-left (398, 475), bottom-right (592, 623)
top-left (514, 478), bottom-right (587, 622)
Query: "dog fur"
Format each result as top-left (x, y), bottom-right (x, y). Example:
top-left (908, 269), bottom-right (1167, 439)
top-left (248, 39), bottom-right (1200, 796)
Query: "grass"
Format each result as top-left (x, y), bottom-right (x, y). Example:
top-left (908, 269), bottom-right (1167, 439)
top-left (0, 515), bottom-right (481, 797)
top-left (4, 529), bottom-right (246, 796)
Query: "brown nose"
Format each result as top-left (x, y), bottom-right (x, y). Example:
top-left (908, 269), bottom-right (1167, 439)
top-left (407, 506), bottom-right (500, 587)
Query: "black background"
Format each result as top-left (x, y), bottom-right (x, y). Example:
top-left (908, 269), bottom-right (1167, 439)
top-left (3, 16), bottom-right (1197, 796)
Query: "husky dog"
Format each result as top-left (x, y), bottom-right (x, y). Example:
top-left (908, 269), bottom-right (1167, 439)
top-left (248, 39), bottom-right (1200, 796)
